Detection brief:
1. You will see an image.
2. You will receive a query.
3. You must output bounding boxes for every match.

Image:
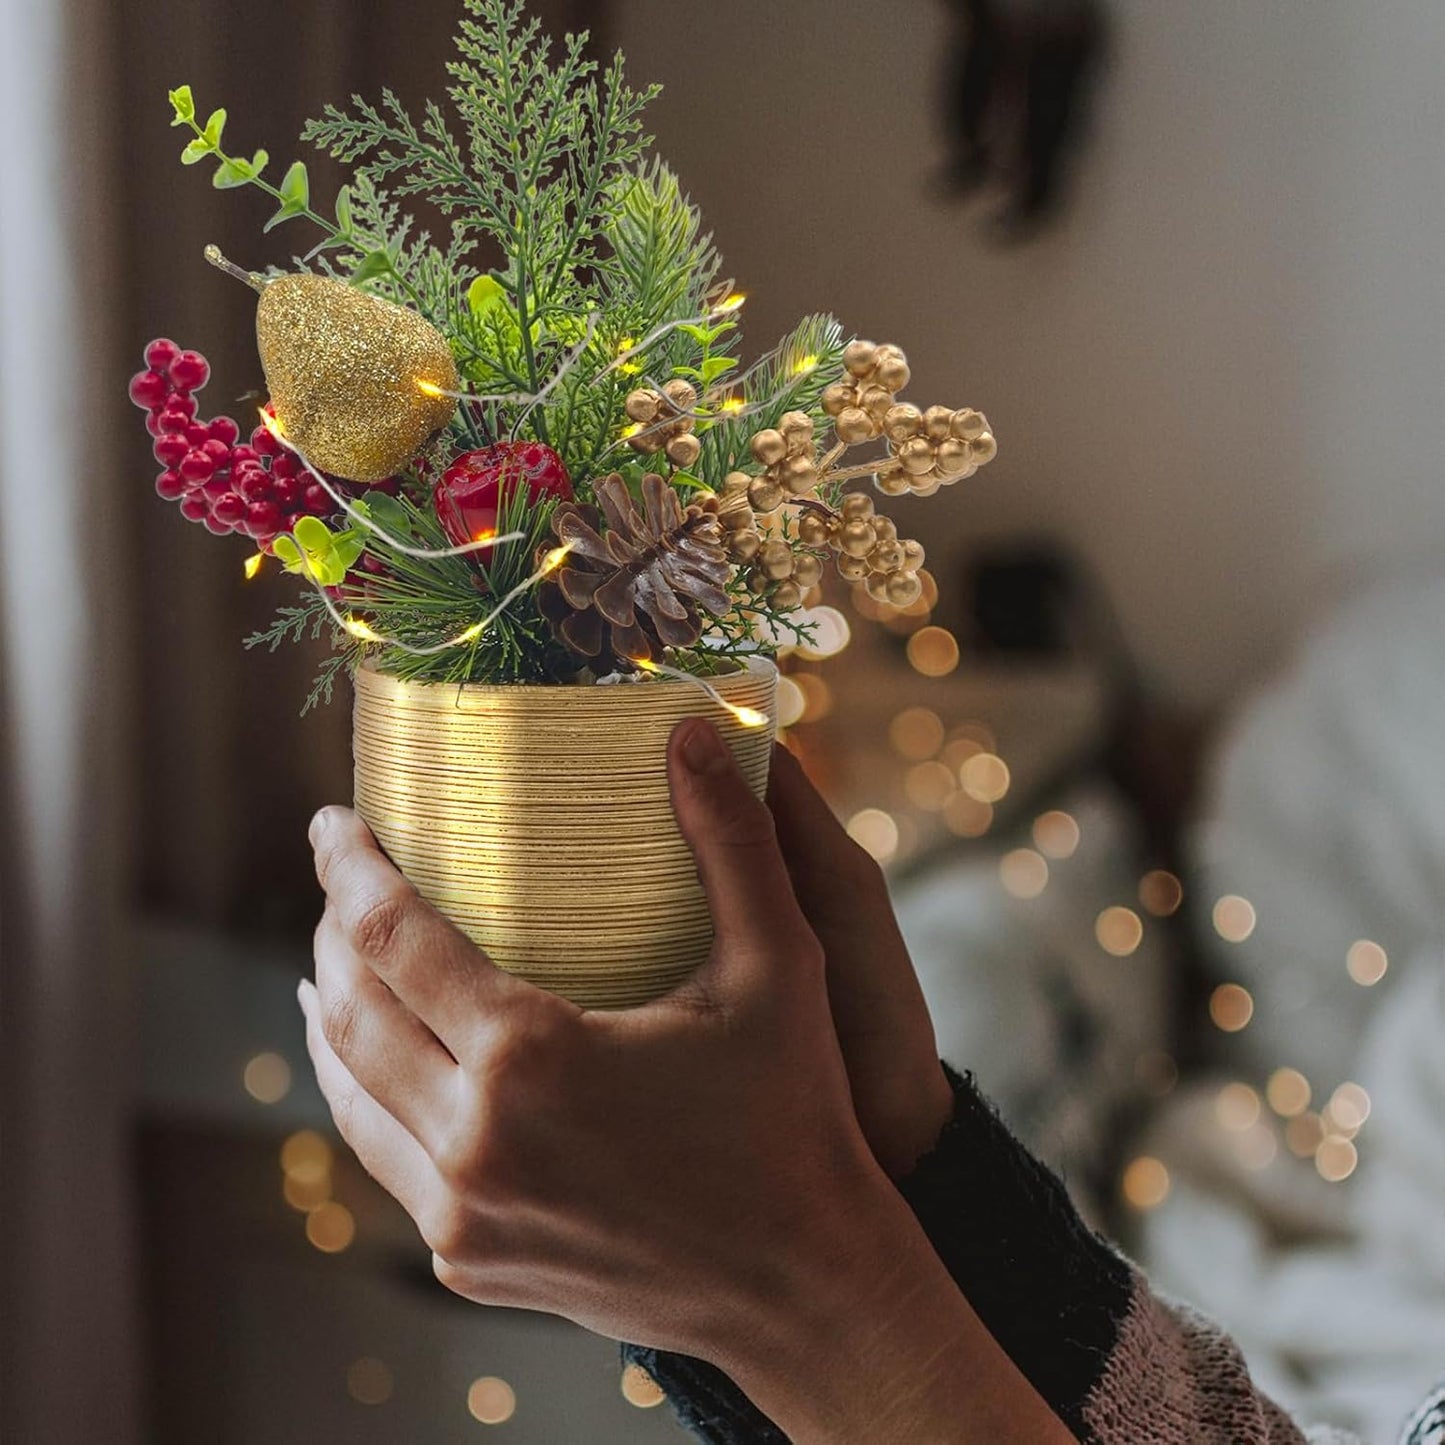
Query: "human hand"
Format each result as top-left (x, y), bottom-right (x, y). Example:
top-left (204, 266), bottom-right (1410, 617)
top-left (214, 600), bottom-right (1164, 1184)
top-left (766, 745), bottom-right (954, 1178)
top-left (299, 717), bottom-right (907, 1359)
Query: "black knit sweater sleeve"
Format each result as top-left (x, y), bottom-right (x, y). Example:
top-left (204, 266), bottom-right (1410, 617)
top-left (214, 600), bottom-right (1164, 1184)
top-left (622, 1063), bottom-right (1133, 1442)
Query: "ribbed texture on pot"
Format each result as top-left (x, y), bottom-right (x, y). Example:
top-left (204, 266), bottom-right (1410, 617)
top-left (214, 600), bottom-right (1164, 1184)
top-left (352, 661), bottom-right (776, 1008)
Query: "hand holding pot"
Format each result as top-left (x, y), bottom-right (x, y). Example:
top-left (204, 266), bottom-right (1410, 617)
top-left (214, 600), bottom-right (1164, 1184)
top-left (300, 719), bottom-right (1067, 1442)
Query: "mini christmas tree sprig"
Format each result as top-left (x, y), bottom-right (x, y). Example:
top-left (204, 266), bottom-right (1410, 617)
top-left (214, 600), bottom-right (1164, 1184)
top-left (130, 0), bottom-right (995, 705)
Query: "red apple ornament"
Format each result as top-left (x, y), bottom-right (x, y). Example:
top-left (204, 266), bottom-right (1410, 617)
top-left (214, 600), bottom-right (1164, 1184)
top-left (434, 442), bottom-right (573, 548)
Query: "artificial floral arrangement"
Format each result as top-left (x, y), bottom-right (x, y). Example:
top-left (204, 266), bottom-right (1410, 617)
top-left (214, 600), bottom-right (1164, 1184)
top-left (128, 0), bottom-right (996, 1005)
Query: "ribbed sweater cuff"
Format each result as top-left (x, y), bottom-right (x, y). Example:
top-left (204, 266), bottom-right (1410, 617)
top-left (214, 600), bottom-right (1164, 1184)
top-left (623, 1063), bottom-right (1132, 1442)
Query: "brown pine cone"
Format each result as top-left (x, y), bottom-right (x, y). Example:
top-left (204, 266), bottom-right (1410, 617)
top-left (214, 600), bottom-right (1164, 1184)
top-left (537, 472), bottom-right (733, 666)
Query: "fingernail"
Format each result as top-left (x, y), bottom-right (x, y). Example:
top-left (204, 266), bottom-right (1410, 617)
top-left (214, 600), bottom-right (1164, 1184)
top-left (680, 719), bottom-right (731, 776)
top-left (308, 808), bottom-right (332, 849)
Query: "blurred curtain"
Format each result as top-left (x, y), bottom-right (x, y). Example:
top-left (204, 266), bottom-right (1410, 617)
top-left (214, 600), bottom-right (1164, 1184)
top-left (0, 1), bottom-right (140, 1441)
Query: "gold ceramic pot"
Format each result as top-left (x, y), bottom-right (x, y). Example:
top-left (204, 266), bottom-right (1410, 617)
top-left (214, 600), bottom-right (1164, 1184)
top-left (352, 660), bottom-right (777, 1008)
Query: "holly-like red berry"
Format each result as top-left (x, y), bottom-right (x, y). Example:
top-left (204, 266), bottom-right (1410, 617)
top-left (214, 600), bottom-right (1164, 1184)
top-left (434, 442), bottom-right (573, 549)
top-left (155, 470), bottom-right (187, 501)
top-left (179, 494), bottom-right (210, 523)
top-left (208, 416), bottom-right (240, 447)
top-left (145, 338), bottom-right (181, 373)
top-left (212, 493), bottom-right (247, 527)
top-left (129, 369), bottom-right (170, 410)
top-left (169, 350), bottom-right (210, 392)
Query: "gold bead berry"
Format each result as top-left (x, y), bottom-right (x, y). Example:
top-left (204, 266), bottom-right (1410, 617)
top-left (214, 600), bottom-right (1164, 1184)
top-left (822, 381), bottom-right (856, 416)
top-left (797, 511), bottom-right (833, 548)
top-left (793, 552), bottom-right (824, 588)
top-left (836, 552), bottom-right (871, 581)
top-left (729, 529), bottom-right (762, 561)
top-left (625, 389), bottom-right (660, 423)
top-left (923, 406), bottom-right (954, 441)
top-left (951, 408), bottom-right (987, 441)
top-left (748, 475), bottom-right (785, 512)
top-left (835, 407), bottom-right (876, 445)
top-left (760, 538), bottom-right (795, 580)
top-left (751, 429), bottom-right (788, 466)
top-left (886, 570), bottom-right (923, 606)
top-left (666, 433), bottom-right (702, 468)
top-left (770, 580), bottom-right (804, 612)
top-left (899, 438), bottom-right (936, 475)
top-left (883, 403), bottom-right (924, 444)
top-left (840, 519), bottom-right (876, 557)
top-left (840, 492), bottom-right (876, 521)
top-left (843, 340), bottom-right (879, 377)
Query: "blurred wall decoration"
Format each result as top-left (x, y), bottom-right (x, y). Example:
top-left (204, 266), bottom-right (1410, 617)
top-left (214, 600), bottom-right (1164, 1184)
top-left (940, 0), bottom-right (1109, 235)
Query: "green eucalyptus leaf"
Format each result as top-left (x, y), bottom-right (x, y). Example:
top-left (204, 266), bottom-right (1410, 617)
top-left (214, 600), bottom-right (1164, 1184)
top-left (351, 250), bottom-right (393, 284)
top-left (250, 148), bottom-right (269, 176)
top-left (212, 156), bottom-right (252, 189)
top-left (334, 184), bottom-right (353, 231)
top-left (180, 137), bottom-right (211, 165)
top-left (168, 85), bottom-right (195, 126)
top-left (202, 108), bottom-right (226, 147)
top-left (668, 472), bottom-right (712, 492)
top-left (279, 160), bottom-right (309, 208)
top-left (467, 274), bottom-right (504, 317)
top-left (292, 516), bottom-right (331, 553)
top-left (700, 355), bottom-right (737, 385)
top-left (272, 535), bottom-right (302, 571)
top-left (333, 533), bottom-right (366, 572)
top-left (354, 492), bottom-right (410, 533)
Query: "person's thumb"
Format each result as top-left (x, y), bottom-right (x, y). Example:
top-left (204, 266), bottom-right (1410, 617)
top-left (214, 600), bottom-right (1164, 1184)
top-left (666, 718), bottom-right (816, 981)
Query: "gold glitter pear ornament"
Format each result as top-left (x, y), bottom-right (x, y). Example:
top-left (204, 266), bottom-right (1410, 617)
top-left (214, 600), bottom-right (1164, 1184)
top-left (206, 247), bottom-right (458, 481)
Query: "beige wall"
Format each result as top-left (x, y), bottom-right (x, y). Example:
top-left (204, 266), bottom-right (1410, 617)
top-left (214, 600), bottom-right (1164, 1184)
top-left (616, 0), bottom-right (1445, 704)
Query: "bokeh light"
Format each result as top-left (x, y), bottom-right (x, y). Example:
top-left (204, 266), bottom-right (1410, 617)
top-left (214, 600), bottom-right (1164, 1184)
top-left (792, 672), bottom-right (832, 722)
top-left (1135, 1051), bottom-right (1179, 1097)
top-left (347, 1357), bottom-right (394, 1406)
top-left (1235, 1121), bottom-right (1279, 1171)
top-left (620, 1364), bottom-right (666, 1409)
top-left (888, 706), bottom-right (944, 761)
top-left (1095, 906), bottom-right (1144, 957)
top-left (959, 752), bottom-right (1010, 803)
top-left (1315, 1136), bottom-right (1358, 1182)
top-left (243, 1052), bottom-right (292, 1104)
top-left (906, 626), bottom-right (960, 677)
top-left (942, 793), bottom-right (993, 838)
top-left (1266, 1067), bottom-right (1311, 1118)
top-left (1327, 1082), bottom-right (1371, 1133)
top-left (1212, 895), bottom-right (1257, 943)
top-left (1346, 939), bottom-right (1388, 986)
top-left (1209, 983), bottom-right (1254, 1032)
top-left (775, 675), bottom-right (806, 728)
top-left (1285, 1111), bottom-right (1325, 1158)
top-left (1215, 1082), bottom-right (1262, 1132)
top-left (904, 760), bottom-right (957, 811)
top-left (847, 808), bottom-right (899, 863)
top-left (1032, 810), bottom-right (1080, 859)
top-left (305, 1201), bottom-right (356, 1254)
top-left (467, 1377), bottom-right (517, 1425)
top-left (1122, 1156), bottom-right (1170, 1210)
top-left (1138, 869), bottom-right (1183, 917)
top-left (281, 1130), bottom-right (333, 1185)
top-left (999, 848), bottom-right (1048, 899)
top-left (792, 605), bottom-right (851, 660)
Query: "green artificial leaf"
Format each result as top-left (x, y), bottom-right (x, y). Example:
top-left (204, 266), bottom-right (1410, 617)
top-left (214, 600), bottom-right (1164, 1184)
top-left (333, 184), bottom-right (353, 232)
top-left (701, 356), bottom-right (737, 386)
top-left (168, 85), bottom-right (195, 126)
top-left (250, 148), bottom-right (269, 176)
top-left (263, 160), bottom-right (311, 231)
top-left (332, 530), bottom-right (366, 573)
top-left (467, 274), bottom-right (505, 318)
top-left (279, 159), bottom-right (309, 207)
top-left (353, 493), bottom-right (411, 535)
top-left (292, 516), bottom-right (331, 552)
top-left (677, 323), bottom-right (712, 344)
top-left (668, 471), bottom-right (713, 492)
top-left (351, 250), bottom-right (393, 284)
top-left (202, 107), bottom-right (226, 148)
top-left (180, 137), bottom-right (211, 165)
top-left (212, 156), bottom-right (252, 189)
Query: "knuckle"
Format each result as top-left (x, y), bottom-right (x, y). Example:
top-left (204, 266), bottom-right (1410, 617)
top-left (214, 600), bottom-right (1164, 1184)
top-left (320, 988), bottom-right (362, 1060)
top-left (422, 1200), bottom-right (471, 1261)
top-left (712, 791), bottom-right (778, 853)
top-left (432, 1252), bottom-right (468, 1294)
top-left (348, 887), bottom-right (412, 961)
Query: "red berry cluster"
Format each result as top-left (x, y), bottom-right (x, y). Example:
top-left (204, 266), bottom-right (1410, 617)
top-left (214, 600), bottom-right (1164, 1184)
top-left (128, 338), bottom-right (335, 546)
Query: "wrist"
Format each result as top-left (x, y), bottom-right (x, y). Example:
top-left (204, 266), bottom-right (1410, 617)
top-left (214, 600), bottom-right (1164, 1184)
top-left (868, 1059), bottom-right (955, 1179)
top-left (705, 1175), bottom-right (1068, 1444)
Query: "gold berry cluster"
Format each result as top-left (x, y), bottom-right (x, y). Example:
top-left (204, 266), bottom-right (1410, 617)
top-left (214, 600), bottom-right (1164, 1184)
top-left (822, 341), bottom-right (996, 498)
top-left (736, 409), bottom-right (819, 514)
top-left (798, 493), bottom-right (925, 607)
top-left (624, 381), bottom-right (703, 470)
